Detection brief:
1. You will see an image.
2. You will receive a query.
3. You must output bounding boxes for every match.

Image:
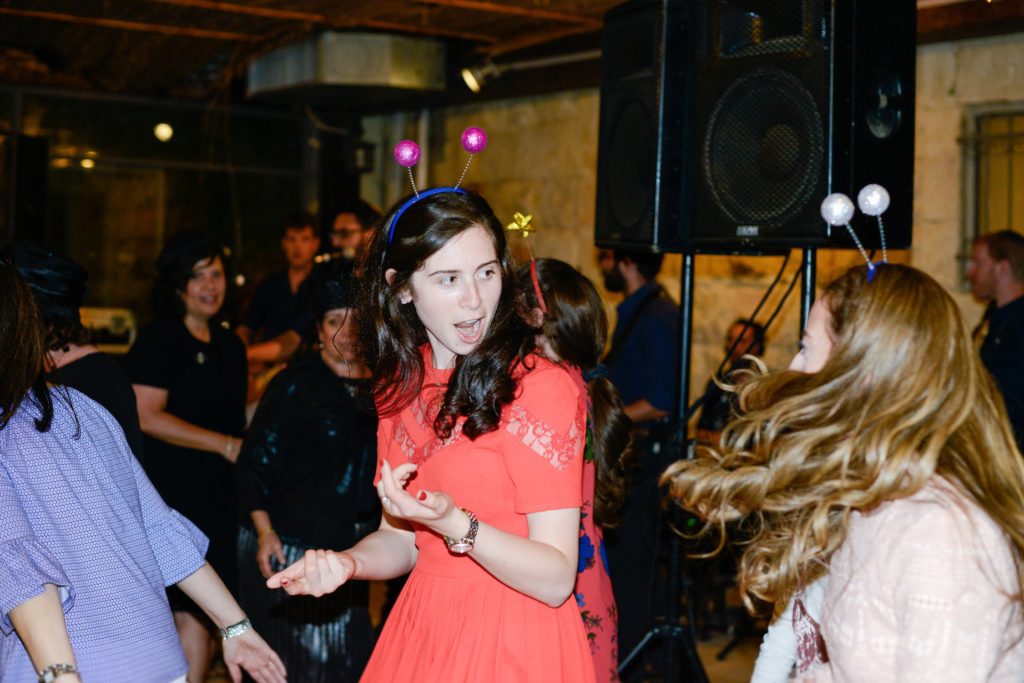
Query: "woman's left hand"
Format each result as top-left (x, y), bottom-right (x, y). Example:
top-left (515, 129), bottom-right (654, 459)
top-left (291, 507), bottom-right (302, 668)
top-left (377, 460), bottom-right (455, 528)
top-left (223, 628), bottom-right (287, 683)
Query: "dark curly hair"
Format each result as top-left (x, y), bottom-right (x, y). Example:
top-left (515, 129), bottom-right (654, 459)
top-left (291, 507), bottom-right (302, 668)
top-left (357, 190), bottom-right (535, 440)
top-left (151, 231), bottom-right (232, 320)
top-left (516, 258), bottom-right (635, 527)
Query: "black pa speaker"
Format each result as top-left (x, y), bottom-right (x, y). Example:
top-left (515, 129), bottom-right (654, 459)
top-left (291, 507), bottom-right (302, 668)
top-left (595, 0), bottom-right (916, 253)
top-left (594, 0), bottom-right (693, 251)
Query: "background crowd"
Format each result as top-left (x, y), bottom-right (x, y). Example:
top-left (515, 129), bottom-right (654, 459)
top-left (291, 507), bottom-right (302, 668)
top-left (2, 199), bottom-right (1024, 682)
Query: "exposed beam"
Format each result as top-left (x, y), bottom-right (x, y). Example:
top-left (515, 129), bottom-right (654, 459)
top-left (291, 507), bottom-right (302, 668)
top-left (485, 24), bottom-right (595, 57)
top-left (0, 6), bottom-right (258, 41)
top-left (360, 18), bottom-right (499, 43)
top-left (918, 0), bottom-right (1024, 44)
top-left (142, 0), bottom-right (328, 23)
top-left (411, 0), bottom-right (600, 28)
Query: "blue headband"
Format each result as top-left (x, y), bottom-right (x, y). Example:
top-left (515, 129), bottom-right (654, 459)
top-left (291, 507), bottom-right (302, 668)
top-left (583, 364), bottom-right (610, 383)
top-left (385, 187), bottom-right (468, 244)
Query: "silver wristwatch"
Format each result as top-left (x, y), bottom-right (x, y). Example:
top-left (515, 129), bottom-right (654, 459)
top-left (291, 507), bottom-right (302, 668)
top-left (444, 507), bottom-right (479, 554)
top-left (38, 663), bottom-right (78, 683)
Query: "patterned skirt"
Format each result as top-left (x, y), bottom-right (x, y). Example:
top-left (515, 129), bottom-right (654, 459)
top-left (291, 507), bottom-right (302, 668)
top-left (236, 526), bottom-right (375, 682)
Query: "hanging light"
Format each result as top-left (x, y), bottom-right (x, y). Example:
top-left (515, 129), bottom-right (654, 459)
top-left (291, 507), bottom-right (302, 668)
top-left (154, 122), bottom-right (174, 142)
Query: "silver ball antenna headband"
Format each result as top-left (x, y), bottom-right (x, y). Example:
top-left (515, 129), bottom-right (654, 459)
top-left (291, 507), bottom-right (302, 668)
top-left (821, 184), bottom-right (891, 281)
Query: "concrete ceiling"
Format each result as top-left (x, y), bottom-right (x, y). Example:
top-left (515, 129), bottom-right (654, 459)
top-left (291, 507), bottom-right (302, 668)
top-left (0, 0), bottom-right (1020, 101)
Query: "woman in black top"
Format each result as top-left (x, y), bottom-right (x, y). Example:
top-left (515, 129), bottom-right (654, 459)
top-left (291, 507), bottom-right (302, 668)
top-left (125, 231), bottom-right (247, 682)
top-left (237, 269), bottom-right (378, 681)
top-left (5, 240), bottom-right (145, 460)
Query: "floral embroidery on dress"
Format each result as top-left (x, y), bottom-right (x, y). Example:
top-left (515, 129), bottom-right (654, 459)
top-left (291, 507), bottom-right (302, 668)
top-left (504, 404), bottom-right (583, 470)
top-left (577, 497), bottom-right (619, 679)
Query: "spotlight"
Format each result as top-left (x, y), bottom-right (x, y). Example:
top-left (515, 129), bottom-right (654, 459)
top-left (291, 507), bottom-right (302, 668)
top-left (461, 61), bottom-right (502, 93)
top-left (80, 158), bottom-right (95, 169)
top-left (461, 50), bottom-right (601, 93)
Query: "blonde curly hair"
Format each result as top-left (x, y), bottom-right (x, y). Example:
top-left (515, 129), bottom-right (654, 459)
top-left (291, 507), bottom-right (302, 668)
top-left (663, 264), bottom-right (1024, 612)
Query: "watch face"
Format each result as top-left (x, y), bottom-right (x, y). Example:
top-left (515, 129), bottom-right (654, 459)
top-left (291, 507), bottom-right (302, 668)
top-left (448, 542), bottom-right (472, 554)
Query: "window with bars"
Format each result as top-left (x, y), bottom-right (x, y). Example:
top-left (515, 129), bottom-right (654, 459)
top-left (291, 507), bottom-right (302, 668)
top-left (961, 105), bottom-right (1024, 279)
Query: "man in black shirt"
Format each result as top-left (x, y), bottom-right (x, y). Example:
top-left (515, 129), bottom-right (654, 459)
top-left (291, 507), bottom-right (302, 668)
top-left (967, 230), bottom-right (1024, 451)
top-left (237, 212), bottom-right (320, 361)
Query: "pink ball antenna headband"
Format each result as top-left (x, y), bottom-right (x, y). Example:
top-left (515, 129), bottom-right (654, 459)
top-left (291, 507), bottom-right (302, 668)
top-left (820, 184), bottom-right (891, 282)
top-left (386, 127), bottom-right (488, 244)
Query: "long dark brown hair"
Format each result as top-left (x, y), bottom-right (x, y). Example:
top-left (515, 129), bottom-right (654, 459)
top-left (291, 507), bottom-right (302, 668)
top-left (357, 190), bottom-right (535, 439)
top-left (0, 264), bottom-right (54, 432)
top-left (151, 231), bottom-right (232, 320)
top-left (516, 258), bottom-right (634, 526)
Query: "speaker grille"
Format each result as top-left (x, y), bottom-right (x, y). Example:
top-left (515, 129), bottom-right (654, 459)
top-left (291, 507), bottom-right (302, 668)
top-left (608, 99), bottom-right (655, 231)
top-left (702, 67), bottom-right (824, 228)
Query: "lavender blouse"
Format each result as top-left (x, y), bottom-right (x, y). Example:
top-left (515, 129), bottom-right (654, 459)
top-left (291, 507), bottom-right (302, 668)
top-left (0, 388), bottom-right (208, 682)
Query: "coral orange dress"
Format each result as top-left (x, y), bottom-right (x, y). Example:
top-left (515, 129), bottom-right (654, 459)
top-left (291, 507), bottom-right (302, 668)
top-left (362, 353), bottom-right (596, 683)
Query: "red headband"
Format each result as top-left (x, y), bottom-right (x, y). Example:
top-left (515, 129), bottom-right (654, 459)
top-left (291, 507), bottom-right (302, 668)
top-left (530, 259), bottom-right (547, 314)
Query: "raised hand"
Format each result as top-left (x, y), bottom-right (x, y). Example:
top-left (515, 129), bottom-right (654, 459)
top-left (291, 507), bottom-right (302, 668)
top-left (265, 548), bottom-right (356, 597)
top-left (377, 460), bottom-right (455, 526)
top-left (256, 529), bottom-right (286, 579)
top-left (223, 628), bottom-right (287, 683)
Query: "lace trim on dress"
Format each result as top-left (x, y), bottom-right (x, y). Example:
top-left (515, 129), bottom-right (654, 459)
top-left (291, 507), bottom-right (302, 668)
top-left (392, 385), bottom-right (463, 464)
top-left (504, 404), bottom-right (583, 471)
top-left (392, 418), bottom-right (464, 465)
top-left (390, 375), bottom-right (582, 469)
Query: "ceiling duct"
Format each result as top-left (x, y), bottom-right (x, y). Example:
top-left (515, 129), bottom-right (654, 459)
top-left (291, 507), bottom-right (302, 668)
top-left (246, 32), bottom-right (446, 99)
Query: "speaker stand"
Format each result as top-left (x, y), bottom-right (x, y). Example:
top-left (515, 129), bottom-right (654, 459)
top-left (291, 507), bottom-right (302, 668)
top-left (800, 248), bottom-right (817, 328)
top-left (617, 529), bottom-right (708, 683)
top-left (617, 253), bottom-right (708, 682)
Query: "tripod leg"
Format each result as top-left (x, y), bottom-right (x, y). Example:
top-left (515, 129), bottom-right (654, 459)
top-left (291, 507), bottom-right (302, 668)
top-left (665, 534), bottom-right (709, 683)
top-left (618, 626), bottom-right (663, 674)
top-left (716, 609), bottom-right (756, 661)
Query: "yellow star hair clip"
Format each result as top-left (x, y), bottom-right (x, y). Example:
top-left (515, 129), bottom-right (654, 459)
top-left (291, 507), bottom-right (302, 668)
top-left (506, 212), bottom-right (534, 238)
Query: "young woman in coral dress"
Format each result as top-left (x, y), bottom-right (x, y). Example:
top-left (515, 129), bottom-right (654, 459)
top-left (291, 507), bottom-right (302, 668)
top-left (267, 189), bottom-right (596, 682)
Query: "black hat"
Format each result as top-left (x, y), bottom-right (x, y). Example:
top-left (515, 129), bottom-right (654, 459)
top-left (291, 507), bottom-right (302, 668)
top-left (311, 269), bottom-right (357, 317)
top-left (3, 241), bottom-right (87, 323)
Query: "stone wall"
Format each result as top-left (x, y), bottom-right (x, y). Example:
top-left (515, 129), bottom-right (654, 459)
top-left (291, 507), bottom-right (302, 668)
top-left (360, 31), bottom-right (1024, 422)
top-left (915, 32), bottom-right (1024, 319)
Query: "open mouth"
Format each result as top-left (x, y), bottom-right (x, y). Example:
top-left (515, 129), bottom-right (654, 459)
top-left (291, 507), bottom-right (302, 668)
top-left (454, 318), bottom-right (484, 344)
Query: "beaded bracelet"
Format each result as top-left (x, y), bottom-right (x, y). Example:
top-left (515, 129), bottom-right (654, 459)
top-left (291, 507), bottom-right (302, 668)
top-left (37, 663), bottom-right (78, 683)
